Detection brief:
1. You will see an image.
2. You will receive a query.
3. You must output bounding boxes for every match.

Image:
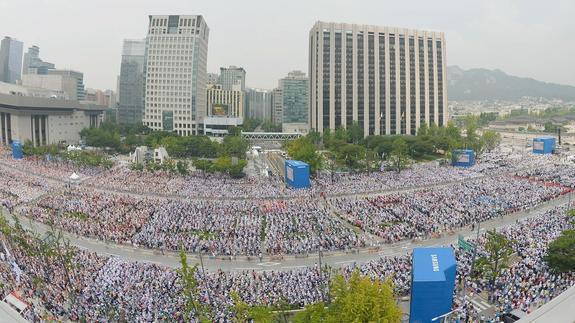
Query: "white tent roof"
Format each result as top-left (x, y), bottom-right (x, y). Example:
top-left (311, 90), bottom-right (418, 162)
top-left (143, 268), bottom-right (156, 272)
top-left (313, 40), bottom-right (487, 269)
top-left (69, 172), bottom-right (80, 180)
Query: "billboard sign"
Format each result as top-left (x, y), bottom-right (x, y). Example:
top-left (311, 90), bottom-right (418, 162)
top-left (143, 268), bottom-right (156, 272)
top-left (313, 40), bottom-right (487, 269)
top-left (211, 104), bottom-right (229, 116)
top-left (457, 154), bottom-right (470, 163)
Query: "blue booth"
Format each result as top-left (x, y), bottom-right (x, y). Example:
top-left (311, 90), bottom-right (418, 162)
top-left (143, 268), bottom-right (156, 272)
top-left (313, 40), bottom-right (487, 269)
top-left (12, 140), bottom-right (23, 160)
top-left (533, 136), bottom-right (555, 154)
top-left (284, 160), bottom-right (310, 189)
top-left (452, 149), bottom-right (475, 167)
top-left (410, 247), bottom-right (457, 323)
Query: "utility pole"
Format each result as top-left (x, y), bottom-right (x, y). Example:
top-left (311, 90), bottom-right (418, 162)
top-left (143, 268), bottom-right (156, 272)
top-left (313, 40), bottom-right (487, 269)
top-left (318, 247), bottom-right (325, 301)
top-left (462, 221), bottom-right (480, 306)
top-left (199, 251), bottom-right (212, 305)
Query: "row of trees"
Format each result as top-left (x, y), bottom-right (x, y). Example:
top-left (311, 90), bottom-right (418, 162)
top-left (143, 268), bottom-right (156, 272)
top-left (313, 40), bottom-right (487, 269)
top-left (192, 156), bottom-right (248, 178)
top-left (81, 122), bottom-right (250, 160)
top-left (22, 141), bottom-right (113, 169)
top-left (287, 120), bottom-right (502, 175)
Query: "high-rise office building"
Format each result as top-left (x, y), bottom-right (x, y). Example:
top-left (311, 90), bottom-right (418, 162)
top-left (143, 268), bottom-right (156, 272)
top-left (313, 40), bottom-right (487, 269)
top-left (219, 66), bottom-right (245, 91)
top-left (207, 72), bottom-right (219, 85)
top-left (143, 15), bottom-right (209, 135)
top-left (206, 84), bottom-right (244, 118)
top-left (272, 87), bottom-right (283, 125)
top-left (22, 45), bottom-right (55, 75)
top-left (309, 22), bottom-right (447, 136)
top-left (118, 39), bottom-right (146, 124)
top-left (245, 88), bottom-right (273, 122)
top-left (279, 70), bottom-right (309, 124)
top-left (0, 37), bottom-right (24, 84)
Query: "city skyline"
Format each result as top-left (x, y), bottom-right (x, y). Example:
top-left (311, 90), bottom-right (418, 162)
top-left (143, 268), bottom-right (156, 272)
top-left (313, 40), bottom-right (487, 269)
top-left (1, 0), bottom-right (574, 91)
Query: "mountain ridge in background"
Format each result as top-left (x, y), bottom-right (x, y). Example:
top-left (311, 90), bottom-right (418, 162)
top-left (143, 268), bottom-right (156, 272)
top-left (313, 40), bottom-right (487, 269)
top-left (447, 66), bottom-right (575, 101)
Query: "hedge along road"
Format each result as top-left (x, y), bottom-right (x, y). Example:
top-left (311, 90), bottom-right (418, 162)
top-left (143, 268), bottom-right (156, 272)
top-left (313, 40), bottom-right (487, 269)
top-left (5, 192), bottom-right (571, 272)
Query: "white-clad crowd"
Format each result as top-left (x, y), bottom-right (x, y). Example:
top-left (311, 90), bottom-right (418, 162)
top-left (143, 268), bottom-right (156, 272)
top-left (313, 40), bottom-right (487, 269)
top-left (1, 205), bottom-right (572, 322)
top-left (454, 206), bottom-right (575, 320)
top-left (331, 175), bottom-right (570, 242)
top-left (19, 189), bottom-right (363, 256)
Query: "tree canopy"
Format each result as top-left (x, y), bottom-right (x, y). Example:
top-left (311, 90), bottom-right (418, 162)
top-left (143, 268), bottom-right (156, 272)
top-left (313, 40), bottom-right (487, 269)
top-left (286, 137), bottom-right (323, 173)
top-left (545, 227), bottom-right (575, 273)
top-left (293, 270), bottom-right (402, 323)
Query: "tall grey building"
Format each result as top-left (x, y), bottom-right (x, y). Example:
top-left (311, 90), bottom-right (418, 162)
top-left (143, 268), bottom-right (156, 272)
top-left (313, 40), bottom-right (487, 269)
top-left (118, 39), bottom-right (146, 124)
top-left (22, 45), bottom-right (55, 75)
top-left (219, 66), bottom-right (245, 91)
top-left (309, 22), bottom-right (447, 136)
top-left (0, 37), bottom-right (23, 84)
top-left (245, 88), bottom-right (273, 122)
top-left (279, 70), bottom-right (309, 124)
top-left (207, 72), bottom-right (219, 85)
top-left (143, 15), bottom-right (209, 135)
top-left (272, 87), bottom-right (283, 125)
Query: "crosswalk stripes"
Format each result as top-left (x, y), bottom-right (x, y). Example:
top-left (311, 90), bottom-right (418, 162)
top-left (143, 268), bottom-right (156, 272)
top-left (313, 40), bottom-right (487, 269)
top-left (469, 298), bottom-right (491, 311)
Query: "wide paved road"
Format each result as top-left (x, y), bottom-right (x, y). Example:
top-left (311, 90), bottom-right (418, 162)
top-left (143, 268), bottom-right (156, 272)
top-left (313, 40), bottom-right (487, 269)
top-left (8, 193), bottom-right (570, 272)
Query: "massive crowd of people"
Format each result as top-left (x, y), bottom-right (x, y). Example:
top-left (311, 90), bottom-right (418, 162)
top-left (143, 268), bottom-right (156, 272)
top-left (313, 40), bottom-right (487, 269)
top-left (0, 149), bottom-right (102, 181)
top-left (0, 204), bottom-right (572, 322)
top-left (19, 190), bottom-right (363, 256)
top-left (454, 206), bottom-right (575, 319)
top-left (0, 164), bottom-right (61, 210)
top-left (0, 146), bottom-right (573, 321)
top-left (330, 175), bottom-right (570, 242)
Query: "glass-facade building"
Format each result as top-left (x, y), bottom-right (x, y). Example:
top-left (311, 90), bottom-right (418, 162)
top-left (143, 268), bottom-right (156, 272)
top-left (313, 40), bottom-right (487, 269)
top-left (0, 37), bottom-right (23, 84)
top-left (22, 46), bottom-right (55, 75)
top-left (280, 71), bottom-right (309, 124)
top-left (118, 39), bottom-right (146, 124)
top-left (309, 22), bottom-right (447, 136)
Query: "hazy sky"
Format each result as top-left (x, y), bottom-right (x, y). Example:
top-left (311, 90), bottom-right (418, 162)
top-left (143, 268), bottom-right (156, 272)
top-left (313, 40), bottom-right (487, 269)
top-left (1, 0), bottom-right (574, 90)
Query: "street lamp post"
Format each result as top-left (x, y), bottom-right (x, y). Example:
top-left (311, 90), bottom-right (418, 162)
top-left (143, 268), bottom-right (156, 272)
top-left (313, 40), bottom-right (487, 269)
top-left (431, 308), bottom-right (462, 322)
top-left (462, 221), bottom-right (481, 306)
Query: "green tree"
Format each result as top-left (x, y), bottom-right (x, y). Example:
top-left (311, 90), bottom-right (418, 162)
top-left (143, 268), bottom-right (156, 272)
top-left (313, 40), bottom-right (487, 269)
top-left (306, 130), bottom-right (322, 146)
top-left (545, 229), bottom-right (575, 273)
top-left (230, 292), bottom-right (276, 323)
top-left (481, 130), bottom-right (502, 152)
top-left (294, 270), bottom-right (402, 323)
top-left (222, 136), bottom-right (249, 158)
top-left (390, 137), bottom-right (409, 173)
top-left (287, 137), bottom-right (323, 173)
top-left (176, 160), bottom-right (189, 175)
top-left (335, 144), bottom-right (366, 170)
top-left (348, 122), bottom-right (364, 144)
top-left (178, 245), bottom-right (211, 322)
top-left (193, 159), bottom-right (214, 173)
top-left (228, 126), bottom-right (242, 136)
top-left (417, 123), bottom-right (429, 137)
top-left (475, 229), bottom-right (514, 290)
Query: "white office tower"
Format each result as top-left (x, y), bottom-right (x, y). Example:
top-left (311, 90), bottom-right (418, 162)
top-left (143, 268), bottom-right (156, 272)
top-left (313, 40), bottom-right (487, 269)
top-left (143, 15), bottom-right (209, 135)
top-left (309, 22), bottom-right (447, 136)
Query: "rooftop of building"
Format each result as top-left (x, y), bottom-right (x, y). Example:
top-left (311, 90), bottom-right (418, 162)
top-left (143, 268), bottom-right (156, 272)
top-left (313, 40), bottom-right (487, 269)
top-left (0, 92), bottom-right (106, 112)
top-left (312, 21), bottom-right (445, 35)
